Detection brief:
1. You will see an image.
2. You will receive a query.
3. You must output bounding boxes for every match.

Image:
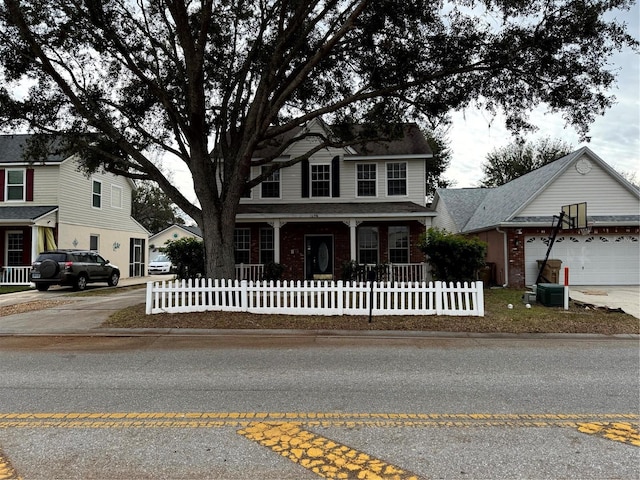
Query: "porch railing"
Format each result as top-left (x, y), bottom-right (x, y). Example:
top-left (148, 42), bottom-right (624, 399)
top-left (235, 263), bottom-right (265, 282)
top-left (355, 263), bottom-right (431, 283)
top-left (0, 266), bottom-right (32, 286)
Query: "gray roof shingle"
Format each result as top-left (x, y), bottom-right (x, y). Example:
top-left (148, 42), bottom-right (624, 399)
top-left (437, 147), bottom-right (640, 232)
top-left (0, 205), bottom-right (58, 221)
top-left (0, 134), bottom-right (67, 164)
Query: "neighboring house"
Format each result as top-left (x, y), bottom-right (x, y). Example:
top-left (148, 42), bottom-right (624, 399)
top-left (148, 224), bottom-right (202, 259)
top-left (235, 119), bottom-right (435, 281)
top-left (0, 134), bottom-right (149, 283)
top-left (432, 147), bottom-right (640, 287)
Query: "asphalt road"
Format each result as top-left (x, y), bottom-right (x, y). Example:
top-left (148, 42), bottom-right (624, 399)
top-left (0, 335), bottom-right (638, 479)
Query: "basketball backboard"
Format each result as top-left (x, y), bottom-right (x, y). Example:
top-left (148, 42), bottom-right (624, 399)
top-left (561, 202), bottom-right (587, 229)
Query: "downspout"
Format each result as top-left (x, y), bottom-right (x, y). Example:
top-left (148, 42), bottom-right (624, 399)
top-left (496, 227), bottom-right (509, 287)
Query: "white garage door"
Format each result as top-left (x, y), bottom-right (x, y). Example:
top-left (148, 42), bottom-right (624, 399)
top-left (524, 234), bottom-right (640, 285)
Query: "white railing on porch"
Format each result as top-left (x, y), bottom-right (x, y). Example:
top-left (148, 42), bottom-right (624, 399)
top-left (359, 263), bottom-right (430, 283)
top-left (235, 263), bottom-right (264, 282)
top-left (146, 279), bottom-right (484, 317)
top-left (0, 266), bottom-right (32, 286)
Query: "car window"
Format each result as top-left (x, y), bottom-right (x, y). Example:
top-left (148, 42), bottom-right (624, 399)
top-left (154, 255), bottom-right (169, 262)
top-left (36, 253), bottom-right (66, 262)
top-left (95, 254), bottom-right (106, 264)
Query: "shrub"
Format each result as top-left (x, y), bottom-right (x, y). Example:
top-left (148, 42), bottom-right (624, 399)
top-left (419, 228), bottom-right (487, 283)
top-left (163, 237), bottom-right (205, 279)
top-left (261, 262), bottom-right (285, 281)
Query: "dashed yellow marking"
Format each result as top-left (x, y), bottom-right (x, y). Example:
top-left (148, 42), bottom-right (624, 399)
top-left (237, 421), bottom-right (420, 479)
top-left (576, 422), bottom-right (640, 447)
top-left (0, 449), bottom-right (21, 480)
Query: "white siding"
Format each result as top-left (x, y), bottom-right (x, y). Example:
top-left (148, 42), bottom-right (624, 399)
top-left (242, 120), bottom-right (427, 206)
top-left (519, 155), bottom-right (639, 217)
top-left (432, 200), bottom-right (459, 232)
top-left (31, 165), bottom-right (60, 205)
top-left (57, 157), bottom-right (146, 235)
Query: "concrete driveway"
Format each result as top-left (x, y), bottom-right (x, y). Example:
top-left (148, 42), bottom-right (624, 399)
top-left (570, 285), bottom-right (640, 319)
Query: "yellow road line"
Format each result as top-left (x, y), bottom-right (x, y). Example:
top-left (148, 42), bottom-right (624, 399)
top-left (0, 449), bottom-right (20, 480)
top-left (238, 421), bottom-right (420, 480)
top-left (0, 412), bottom-right (636, 421)
top-left (577, 422), bottom-right (640, 447)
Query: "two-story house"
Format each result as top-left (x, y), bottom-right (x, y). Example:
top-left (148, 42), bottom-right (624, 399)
top-left (0, 134), bottom-right (149, 284)
top-left (235, 119), bottom-right (436, 281)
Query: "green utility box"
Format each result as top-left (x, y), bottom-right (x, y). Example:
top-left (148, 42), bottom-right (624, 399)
top-left (537, 283), bottom-right (564, 307)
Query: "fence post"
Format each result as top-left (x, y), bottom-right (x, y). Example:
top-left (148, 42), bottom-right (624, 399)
top-left (476, 281), bottom-right (484, 316)
top-left (240, 280), bottom-right (248, 312)
top-left (145, 281), bottom-right (153, 315)
top-left (435, 281), bottom-right (443, 315)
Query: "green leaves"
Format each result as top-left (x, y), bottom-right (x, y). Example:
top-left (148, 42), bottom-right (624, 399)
top-left (419, 228), bottom-right (487, 283)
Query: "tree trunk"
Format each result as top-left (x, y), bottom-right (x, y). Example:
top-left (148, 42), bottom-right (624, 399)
top-left (199, 203), bottom-right (237, 280)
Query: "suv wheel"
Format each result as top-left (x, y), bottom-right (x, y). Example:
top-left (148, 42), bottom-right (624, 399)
top-left (107, 272), bottom-right (120, 287)
top-left (74, 274), bottom-right (88, 291)
top-left (39, 259), bottom-right (59, 279)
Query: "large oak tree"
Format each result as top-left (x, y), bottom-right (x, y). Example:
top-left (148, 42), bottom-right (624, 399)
top-left (0, 0), bottom-right (636, 278)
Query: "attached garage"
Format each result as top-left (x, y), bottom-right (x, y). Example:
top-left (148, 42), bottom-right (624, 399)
top-left (525, 234), bottom-right (640, 286)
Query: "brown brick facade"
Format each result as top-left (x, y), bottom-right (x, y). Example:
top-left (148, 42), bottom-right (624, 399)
top-left (234, 220), bottom-right (427, 281)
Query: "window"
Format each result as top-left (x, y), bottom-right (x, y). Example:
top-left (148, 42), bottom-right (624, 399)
top-left (357, 164), bottom-right (377, 197)
top-left (260, 228), bottom-right (275, 264)
top-left (358, 227), bottom-right (379, 264)
top-left (261, 167), bottom-right (280, 198)
top-left (387, 162), bottom-right (407, 196)
top-left (389, 226), bottom-right (409, 263)
top-left (111, 185), bottom-right (123, 209)
top-left (6, 169), bottom-right (25, 201)
top-left (90, 235), bottom-right (99, 252)
top-left (234, 228), bottom-right (251, 264)
top-left (92, 180), bottom-right (102, 208)
top-left (6, 231), bottom-right (23, 266)
top-left (311, 164), bottom-right (331, 197)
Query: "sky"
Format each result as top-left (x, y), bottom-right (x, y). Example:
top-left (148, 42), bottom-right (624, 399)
top-left (445, 4), bottom-right (640, 188)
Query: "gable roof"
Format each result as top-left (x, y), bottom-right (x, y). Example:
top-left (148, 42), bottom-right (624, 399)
top-left (252, 121), bottom-right (432, 159)
top-left (437, 147), bottom-right (640, 233)
top-left (0, 205), bottom-right (58, 223)
top-left (0, 134), bottom-right (68, 164)
top-left (149, 223), bottom-right (202, 241)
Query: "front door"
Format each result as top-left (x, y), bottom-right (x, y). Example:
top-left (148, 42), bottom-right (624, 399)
top-left (305, 235), bottom-right (333, 281)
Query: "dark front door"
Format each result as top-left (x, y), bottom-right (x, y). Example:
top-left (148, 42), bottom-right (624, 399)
top-left (305, 235), bottom-right (333, 280)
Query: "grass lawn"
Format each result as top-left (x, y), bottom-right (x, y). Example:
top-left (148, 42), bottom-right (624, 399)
top-left (102, 287), bottom-right (639, 335)
top-left (0, 286), bottom-right (32, 295)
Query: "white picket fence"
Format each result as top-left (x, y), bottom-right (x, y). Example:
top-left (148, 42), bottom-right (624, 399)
top-left (146, 279), bottom-right (484, 317)
top-left (0, 266), bottom-right (32, 286)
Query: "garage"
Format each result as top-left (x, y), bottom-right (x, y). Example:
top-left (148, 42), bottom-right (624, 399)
top-left (524, 234), bottom-right (640, 286)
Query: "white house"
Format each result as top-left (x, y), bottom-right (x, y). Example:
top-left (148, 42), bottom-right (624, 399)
top-left (0, 134), bottom-right (149, 283)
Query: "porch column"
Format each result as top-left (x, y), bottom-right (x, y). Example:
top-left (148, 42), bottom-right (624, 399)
top-left (273, 220), bottom-right (281, 263)
top-left (31, 225), bottom-right (39, 263)
top-left (349, 218), bottom-right (357, 261)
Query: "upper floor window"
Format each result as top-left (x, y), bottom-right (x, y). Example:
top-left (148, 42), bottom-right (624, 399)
top-left (92, 180), bottom-right (102, 208)
top-left (357, 164), bottom-right (377, 197)
top-left (111, 185), bottom-right (123, 209)
top-left (5, 169), bottom-right (25, 201)
top-left (311, 164), bottom-right (331, 197)
top-left (234, 228), bottom-right (251, 264)
top-left (388, 226), bottom-right (409, 263)
top-left (261, 166), bottom-right (280, 198)
top-left (387, 162), bottom-right (407, 196)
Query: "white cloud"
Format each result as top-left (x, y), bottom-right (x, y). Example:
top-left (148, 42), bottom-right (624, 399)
top-left (445, 4), bottom-right (640, 188)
